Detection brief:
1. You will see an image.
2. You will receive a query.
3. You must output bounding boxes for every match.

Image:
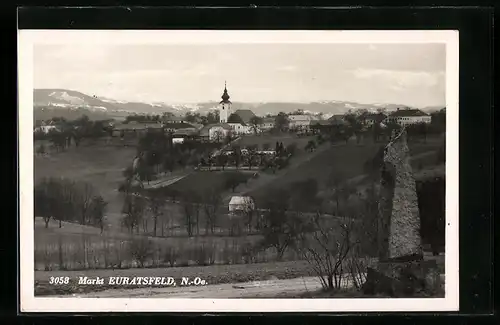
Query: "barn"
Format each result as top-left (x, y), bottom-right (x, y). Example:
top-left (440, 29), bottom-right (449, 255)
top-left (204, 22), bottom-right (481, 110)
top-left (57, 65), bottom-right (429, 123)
top-left (228, 196), bottom-right (255, 214)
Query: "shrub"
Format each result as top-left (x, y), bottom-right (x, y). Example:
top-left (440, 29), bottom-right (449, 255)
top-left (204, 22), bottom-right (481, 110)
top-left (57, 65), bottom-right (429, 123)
top-left (163, 246), bottom-right (179, 267)
top-left (128, 238), bottom-right (153, 268)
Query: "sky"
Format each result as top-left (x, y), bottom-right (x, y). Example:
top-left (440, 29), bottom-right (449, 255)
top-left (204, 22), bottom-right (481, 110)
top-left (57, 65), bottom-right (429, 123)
top-left (33, 43), bottom-right (446, 108)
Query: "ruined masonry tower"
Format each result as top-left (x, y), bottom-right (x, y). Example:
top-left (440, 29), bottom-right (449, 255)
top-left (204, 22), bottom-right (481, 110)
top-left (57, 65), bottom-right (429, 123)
top-left (381, 127), bottom-right (423, 260)
top-left (363, 127), bottom-right (439, 297)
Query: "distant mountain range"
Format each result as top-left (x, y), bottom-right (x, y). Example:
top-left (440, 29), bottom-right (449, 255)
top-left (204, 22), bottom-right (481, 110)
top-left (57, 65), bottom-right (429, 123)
top-left (33, 88), bottom-right (443, 121)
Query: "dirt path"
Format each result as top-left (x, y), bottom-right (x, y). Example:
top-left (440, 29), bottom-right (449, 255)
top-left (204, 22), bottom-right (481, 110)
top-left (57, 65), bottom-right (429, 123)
top-left (60, 276), bottom-right (333, 298)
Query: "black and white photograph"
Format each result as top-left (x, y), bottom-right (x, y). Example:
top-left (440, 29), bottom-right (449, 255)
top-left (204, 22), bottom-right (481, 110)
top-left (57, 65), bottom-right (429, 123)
top-left (19, 30), bottom-right (459, 312)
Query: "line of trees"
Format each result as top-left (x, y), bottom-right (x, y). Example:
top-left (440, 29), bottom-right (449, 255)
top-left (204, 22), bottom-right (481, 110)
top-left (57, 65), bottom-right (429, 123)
top-left (35, 115), bottom-right (113, 152)
top-left (34, 177), bottom-right (107, 232)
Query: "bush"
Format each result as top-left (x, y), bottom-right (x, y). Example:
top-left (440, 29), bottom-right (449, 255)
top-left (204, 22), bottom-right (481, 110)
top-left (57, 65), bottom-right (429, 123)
top-left (128, 238), bottom-right (154, 268)
top-left (163, 246), bottom-right (179, 267)
top-left (191, 244), bottom-right (216, 266)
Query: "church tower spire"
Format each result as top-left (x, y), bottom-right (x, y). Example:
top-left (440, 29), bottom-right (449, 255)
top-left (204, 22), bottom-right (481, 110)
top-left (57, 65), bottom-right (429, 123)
top-left (221, 81), bottom-right (231, 103)
top-left (219, 81), bottom-right (232, 123)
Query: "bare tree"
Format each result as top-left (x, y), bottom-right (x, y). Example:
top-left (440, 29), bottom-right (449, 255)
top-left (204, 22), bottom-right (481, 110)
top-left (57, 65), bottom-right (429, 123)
top-left (202, 188), bottom-right (222, 235)
top-left (128, 238), bottom-right (153, 268)
top-left (76, 182), bottom-right (94, 225)
top-left (148, 193), bottom-right (165, 237)
top-left (181, 193), bottom-right (196, 237)
top-left (259, 189), bottom-right (302, 260)
top-left (90, 195), bottom-right (107, 234)
top-left (121, 195), bottom-right (146, 234)
top-left (295, 214), bottom-right (359, 291)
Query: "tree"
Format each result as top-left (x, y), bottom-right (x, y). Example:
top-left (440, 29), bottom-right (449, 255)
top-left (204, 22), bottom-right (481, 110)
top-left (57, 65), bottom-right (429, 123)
top-left (148, 192), bottom-right (165, 237)
top-left (224, 172), bottom-right (247, 192)
top-left (286, 142), bottom-right (297, 156)
top-left (129, 238), bottom-right (153, 268)
top-left (305, 140), bottom-right (316, 152)
top-left (121, 195), bottom-right (146, 234)
top-left (211, 129), bottom-right (225, 143)
top-left (76, 182), bottom-right (94, 225)
top-left (36, 143), bottom-right (46, 155)
top-left (259, 189), bottom-right (300, 260)
top-left (90, 195), bottom-right (107, 234)
top-left (246, 149), bottom-right (259, 170)
top-left (249, 116), bottom-right (263, 134)
top-left (274, 112), bottom-right (289, 132)
top-left (202, 188), bottom-right (222, 235)
top-left (206, 110), bottom-right (220, 125)
top-left (295, 214), bottom-right (359, 290)
top-left (289, 179), bottom-right (320, 212)
top-left (231, 145), bottom-right (242, 168)
top-left (34, 180), bottom-right (52, 228)
top-left (181, 193), bottom-right (197, 237)
top-left (216, 153), bottom-right (228, 170)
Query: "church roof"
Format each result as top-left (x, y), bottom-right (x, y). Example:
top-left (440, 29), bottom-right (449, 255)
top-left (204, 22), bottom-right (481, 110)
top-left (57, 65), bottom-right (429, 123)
top-left (227, 113), bottom-right (246, 125)
top-left (233, 109), bottom-right (256, 124)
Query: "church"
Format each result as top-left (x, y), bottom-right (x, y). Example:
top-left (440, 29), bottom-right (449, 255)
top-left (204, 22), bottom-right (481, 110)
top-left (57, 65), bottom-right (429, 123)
top-left (217, 82), bottom-right (254, 135)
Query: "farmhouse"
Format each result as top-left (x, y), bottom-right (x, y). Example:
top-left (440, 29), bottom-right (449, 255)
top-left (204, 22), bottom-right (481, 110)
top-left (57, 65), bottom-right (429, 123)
top-left (111, 121), bottom-right (163, 137)
top-left (363, 112), bottom-right (388, 126)
top-left (208, 123), bottom-right (233, 142)
top-left (259, 117), bottom-right (275, 131)
top-left (34, 120), bottom-right (61, 134)
top-left (228, 196), bottom-right (255, 215)
top-left (386, 108), bottom-right (432, 126)
top-left (162, 115), bottom-right (185, 124)
top-left (288, 114), bottom-right (318, 131)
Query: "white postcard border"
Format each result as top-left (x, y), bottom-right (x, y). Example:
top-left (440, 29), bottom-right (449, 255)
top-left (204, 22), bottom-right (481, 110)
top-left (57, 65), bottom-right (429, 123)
top-left (18, 30), bottom-right (459, 313)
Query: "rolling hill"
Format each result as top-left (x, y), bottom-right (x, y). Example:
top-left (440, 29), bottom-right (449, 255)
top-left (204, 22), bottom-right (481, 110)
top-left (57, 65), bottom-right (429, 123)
top-left (33, 88), bottom-right (423, 121)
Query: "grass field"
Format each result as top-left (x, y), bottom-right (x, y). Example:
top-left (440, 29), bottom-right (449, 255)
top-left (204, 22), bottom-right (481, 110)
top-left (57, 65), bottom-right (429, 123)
top-left (159, 171), bottom-right (253, 196)
top-left (34, 217), bottom-right (301, 272)
top-left (34, 140), bottom-right (137, 226)
top-left (235, 133), bottom-right (314, 149)
top-left (249, 137), bottom-right (443, 205)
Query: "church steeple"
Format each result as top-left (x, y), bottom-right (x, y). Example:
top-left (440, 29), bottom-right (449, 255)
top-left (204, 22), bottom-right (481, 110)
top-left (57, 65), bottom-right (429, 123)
top-left (219, 81), bottom-right (232, 123)
top-left (220, 81), bottom-right (231, 103)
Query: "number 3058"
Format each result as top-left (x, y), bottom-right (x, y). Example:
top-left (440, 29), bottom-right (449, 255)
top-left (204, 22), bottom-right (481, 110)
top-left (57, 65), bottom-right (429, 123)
top-left (49, 276), bottom-right (70, 285)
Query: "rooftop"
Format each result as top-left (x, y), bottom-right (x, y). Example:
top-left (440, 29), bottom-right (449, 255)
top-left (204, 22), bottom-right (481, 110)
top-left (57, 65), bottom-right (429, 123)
top-left (389, 109), bottom-right (429, 117)
top-left (233, 109), bottom-right (256, 124)
top-left (113, 123), bottom-right (163, 130)
top-left (288, 114), bottom-right (317, 121)
top-left (227, 113), bottom-right (246, 125)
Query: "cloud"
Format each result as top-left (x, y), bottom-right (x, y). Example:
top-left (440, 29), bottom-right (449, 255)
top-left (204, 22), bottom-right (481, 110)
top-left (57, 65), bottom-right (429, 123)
top-left (352, 68), bottom-right (445, 89)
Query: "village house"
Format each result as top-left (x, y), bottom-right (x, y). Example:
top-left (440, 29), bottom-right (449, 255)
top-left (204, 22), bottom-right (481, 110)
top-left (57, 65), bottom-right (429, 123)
top-left (111, 120), bottom-right (163, 137)
top-left (227, 113), bottom-right (252, 135)
top-left (228, 196), bottom-right (255, 215)
top-left (34, 120), bottom-right (61, 134)
top-left (162, 115), bottom-right (185, 124)
top-left (363, 112), bottom-right (388, 126)
top-left (385, 108), bottom-right (432, 126)
top-left (162, 121), bottom-right (198, 134)
top-left (259, 117), bottom-right (275, 131)
top-left (310, 120), bottom-right (335, 134)
top-left (328, 114), bottom-right (346, 123)
top-left (288, 114), bottom-right (318, 131)
top-left (207, 123), bottom-right (233, 142)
